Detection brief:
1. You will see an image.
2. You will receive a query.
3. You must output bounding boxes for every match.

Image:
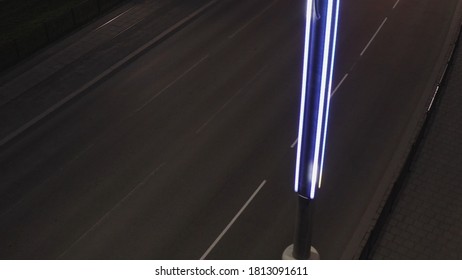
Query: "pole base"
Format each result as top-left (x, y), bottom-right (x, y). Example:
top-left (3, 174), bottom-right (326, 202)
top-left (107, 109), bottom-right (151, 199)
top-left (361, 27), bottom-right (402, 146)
top-left (282, 244), bottom-right (320, 260)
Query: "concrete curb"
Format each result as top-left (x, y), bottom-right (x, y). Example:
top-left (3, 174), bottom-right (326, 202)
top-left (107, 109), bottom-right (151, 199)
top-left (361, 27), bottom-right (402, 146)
top-left (340, 1), bottom-right (462, 259)
top-left (358, 21), bottom-right (462, 260)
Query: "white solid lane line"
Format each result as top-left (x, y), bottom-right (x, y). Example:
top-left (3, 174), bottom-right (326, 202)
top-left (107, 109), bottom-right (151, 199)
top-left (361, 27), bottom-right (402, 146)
top-left (360, 17), bottom-right (388, 56)
top-left (200, 180), bottom-right (267, 260)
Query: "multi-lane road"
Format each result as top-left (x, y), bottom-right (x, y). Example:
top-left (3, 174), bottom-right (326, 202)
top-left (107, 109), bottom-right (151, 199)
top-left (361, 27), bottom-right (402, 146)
top-left (0, 0), bottom-right (461, 259)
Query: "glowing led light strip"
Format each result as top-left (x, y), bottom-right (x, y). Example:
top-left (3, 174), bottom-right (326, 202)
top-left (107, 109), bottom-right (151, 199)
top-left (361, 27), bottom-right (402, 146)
top-left (318, 0), bottom-right (340, 190)
top-left (295, 0), bottom-right (339, 198)
top-left (309, 0), bottom-right (334, 199)
top-left (294, 0), bottom-right (314, 193)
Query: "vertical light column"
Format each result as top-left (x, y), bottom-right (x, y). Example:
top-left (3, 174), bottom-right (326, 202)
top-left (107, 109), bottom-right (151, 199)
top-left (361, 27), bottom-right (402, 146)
top-left (285, 0), bottom-right (340, 260)
top-left (294, 0), bottom-right (339, 199)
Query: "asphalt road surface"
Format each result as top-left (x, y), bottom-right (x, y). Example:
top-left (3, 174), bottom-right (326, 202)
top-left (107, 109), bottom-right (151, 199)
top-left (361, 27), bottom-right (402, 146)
top-left (0, 0), bottom-right (460, 259)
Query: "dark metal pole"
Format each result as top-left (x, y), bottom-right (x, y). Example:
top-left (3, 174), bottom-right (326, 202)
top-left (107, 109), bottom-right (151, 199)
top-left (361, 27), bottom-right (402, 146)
top-left (293, 195), bottom-right (315, 259)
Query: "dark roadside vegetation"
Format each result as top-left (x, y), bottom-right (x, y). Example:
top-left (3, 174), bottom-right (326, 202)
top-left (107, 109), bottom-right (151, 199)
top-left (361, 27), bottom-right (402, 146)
top-left (0, 0), bottom-right (126, 71)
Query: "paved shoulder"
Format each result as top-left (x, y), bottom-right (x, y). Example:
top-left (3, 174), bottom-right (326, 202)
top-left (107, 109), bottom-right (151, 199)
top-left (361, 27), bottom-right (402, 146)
top-left (371, 29), bottom-right (462, 259)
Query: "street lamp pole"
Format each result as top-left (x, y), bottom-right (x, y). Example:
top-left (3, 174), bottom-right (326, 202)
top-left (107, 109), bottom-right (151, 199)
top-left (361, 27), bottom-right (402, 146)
top-left (293, 196), bottom-right (316, 259)
top-left (283, 0), bottom-right (339, 260)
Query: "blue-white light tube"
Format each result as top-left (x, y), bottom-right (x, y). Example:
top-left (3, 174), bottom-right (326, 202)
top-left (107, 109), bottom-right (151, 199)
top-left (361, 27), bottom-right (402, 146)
top-left (318, 0), bottom-right (340, 190)
top-left (294, 0), bottom-right (314, 196)
top-left (294, 0), bottom-right (340, 199)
